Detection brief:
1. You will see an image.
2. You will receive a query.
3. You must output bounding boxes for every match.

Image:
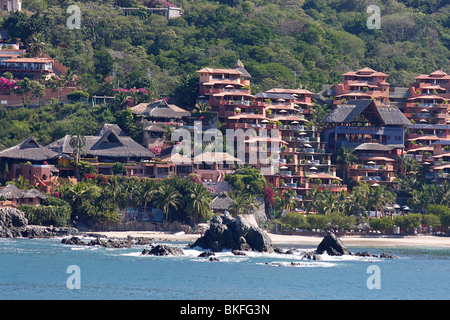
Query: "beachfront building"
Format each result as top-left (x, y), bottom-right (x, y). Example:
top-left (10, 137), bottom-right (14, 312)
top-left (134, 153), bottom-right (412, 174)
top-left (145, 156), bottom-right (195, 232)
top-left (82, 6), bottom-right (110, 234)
top-left (322, 99), bottom-right (411, 186)
top-left (332, 67), bottom-right (390, 106)
top-left (45, 124), bottom-right (160, 179)
top-left (0, 136), bottom-right (60, 192)
top-left (0, 184), bottom-right (46, 207)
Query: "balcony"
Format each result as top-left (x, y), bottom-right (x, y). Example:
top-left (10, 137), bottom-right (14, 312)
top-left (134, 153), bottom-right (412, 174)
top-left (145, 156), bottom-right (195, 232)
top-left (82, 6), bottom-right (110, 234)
top-left (435, 172), bottom-right (450, 179)
top-left (363, 176), bottom-right (383, 181)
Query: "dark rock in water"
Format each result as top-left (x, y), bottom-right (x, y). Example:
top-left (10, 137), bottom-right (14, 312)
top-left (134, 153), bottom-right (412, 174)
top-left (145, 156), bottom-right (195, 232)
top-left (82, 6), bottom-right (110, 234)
top-left (355, 251), bottom-right (372, 257)
top-left (198, 251), bottom-right (215, 257)
top-left (316, 232), bottom-right (351, 256)
top-left (88, 237), bottom-right (132, 248)
top-left (232, 250), bottom-right (247, 256)
top-left (61, 236), bottom-right (85, 246)
top-left (61, 236), bottom-right (132, 248)
top-left (0, 207), bottom-right (29, 238)
top-left (300, 251), bottom-right (322, 260)
top-left (0, 207), bottom-right (79, 238)
top-left (209, 257), bottom-right (219, 262)
top-left (191, 212), bottom-right (274, 253)
top-left (141, 244), bottom-right (184, 256)
top-left (379, 252), bottom-right (397, 259)
top-left (314, 232), bottom-right (397, 259)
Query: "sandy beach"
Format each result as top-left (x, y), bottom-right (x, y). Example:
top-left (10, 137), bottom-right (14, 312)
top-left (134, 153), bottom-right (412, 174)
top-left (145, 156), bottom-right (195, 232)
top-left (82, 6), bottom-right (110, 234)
top-left (90, 231), bottom-right (450, 249)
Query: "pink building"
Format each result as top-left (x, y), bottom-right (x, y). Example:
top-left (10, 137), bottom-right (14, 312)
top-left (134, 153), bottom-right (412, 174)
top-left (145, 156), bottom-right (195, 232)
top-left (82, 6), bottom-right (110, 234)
top-left (332, 67), bottom-right (390, 105)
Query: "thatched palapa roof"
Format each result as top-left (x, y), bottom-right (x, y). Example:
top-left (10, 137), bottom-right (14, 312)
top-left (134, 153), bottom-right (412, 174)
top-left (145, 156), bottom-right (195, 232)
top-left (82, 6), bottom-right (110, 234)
top-left (210, 192), bottom-right (236, 211)
top-left (130, 100), bottom-right (190, 120)
top-left (0, 137), bottom-right (57, 162)
top-left (46, 124), bottom-right (154, 160)
top-left (323, 100), bottom-right (411, 127)
top-left (0, 184), bottom-right (46, 200)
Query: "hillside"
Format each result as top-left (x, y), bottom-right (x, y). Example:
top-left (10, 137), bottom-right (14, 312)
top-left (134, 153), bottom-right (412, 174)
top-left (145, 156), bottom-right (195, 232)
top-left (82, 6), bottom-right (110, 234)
top-left (13, 1), bottom-right (450, 94)
top-left (2, 0), bottom-right (449, 108)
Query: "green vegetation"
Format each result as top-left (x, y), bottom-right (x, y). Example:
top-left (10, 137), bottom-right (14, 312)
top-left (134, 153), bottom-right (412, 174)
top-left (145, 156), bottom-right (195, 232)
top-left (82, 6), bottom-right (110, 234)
top-left (53, 174), bottom-right (213, 226)
top-left (8, 0), bottom-right (449, 106)
top-left (20, 196), bottom-right (72, 227)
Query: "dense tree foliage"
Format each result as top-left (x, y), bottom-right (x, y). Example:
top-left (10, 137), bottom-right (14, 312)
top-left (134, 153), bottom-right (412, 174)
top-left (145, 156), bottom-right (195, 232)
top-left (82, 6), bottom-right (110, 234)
top-left (11, 0), bottom-right (449, 108)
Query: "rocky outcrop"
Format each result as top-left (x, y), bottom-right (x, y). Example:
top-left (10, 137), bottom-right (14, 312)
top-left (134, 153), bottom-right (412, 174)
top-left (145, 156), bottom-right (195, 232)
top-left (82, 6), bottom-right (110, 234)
top-left (61, 236), bottom-right (133, 248)
top-left (0, 207), bottom-right (29, 238)
top-left (316, 232), bottom-right (351, 256)
top-left (191, 212), bottom-right (276, 253)
top-left (0, 207), bottom-right (78, 238)
top-left (313, 232), bottom-right (397, 258)
top-left (141, 244), bottom-right (184, 256)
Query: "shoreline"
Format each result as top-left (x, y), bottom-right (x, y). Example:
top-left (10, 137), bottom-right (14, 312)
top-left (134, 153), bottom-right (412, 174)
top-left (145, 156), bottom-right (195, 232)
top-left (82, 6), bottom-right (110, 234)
top-left (89, 231), bottom-right (450, 249)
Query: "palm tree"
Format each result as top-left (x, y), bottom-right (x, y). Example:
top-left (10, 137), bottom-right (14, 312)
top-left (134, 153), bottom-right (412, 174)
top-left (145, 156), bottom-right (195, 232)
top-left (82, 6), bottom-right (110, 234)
top-left (70, 127), bottom-right (86, 163)
top-left (185, 183), bottom-right (212, 223)
top-left (152, 184), bottom-right (181, 222)
top-left (398, 156), bottom-right (422, 176)
top-left (194, 102), bottom-right (212, 114)
top-left (367, 185), bottom-right (395, 217)
top-left (244, 194), bottom-right (261, 214)
top-left (27, 33), bottom-right (46, 58)
top-left (7, 175), bottom-right (33, 191)
top-left (282, 189), bottom-right (298, 211)
top-left (335, 146), bottom-right (357, 183)
top-left (104, 176), bottom-right (123, 210)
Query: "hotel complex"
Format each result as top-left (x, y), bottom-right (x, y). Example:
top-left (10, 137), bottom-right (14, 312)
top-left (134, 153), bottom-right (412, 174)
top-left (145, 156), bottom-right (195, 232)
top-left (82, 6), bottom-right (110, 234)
top-left (1, 60), bottom-right (450, 217)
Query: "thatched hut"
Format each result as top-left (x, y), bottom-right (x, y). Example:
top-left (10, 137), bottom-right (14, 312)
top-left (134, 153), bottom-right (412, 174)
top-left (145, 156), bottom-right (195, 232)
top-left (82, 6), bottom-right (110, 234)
top-left (210, 192), bottom-right (236, 213)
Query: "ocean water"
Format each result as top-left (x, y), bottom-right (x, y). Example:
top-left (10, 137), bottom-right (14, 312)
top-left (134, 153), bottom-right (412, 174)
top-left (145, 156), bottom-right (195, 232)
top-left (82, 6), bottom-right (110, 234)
top-left (0, 237), bottom-right (449, 300)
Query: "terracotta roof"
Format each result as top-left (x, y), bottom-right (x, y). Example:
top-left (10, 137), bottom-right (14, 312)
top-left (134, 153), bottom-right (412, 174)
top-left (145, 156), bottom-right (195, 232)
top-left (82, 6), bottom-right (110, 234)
top-left (3, 57), bottom-right (53, 63)
top-left (228, 114), bottom-right (268, 120)
top-left (307, 173), bottom-right (341, 180)
top-left (432, 152), bottom-right (450, 158)
top-left (193, 152), bottom-right (242, 164)
top-left (265, 88), bottom-right (313, 95)
top-left (197, 68), bottom-right (242, 75)
top-left (407, 135), bottom-right (441, 141)
top-left (213, 92), bottom-right (255, 98)
top-left (408, 95), bottom-right (445, 100)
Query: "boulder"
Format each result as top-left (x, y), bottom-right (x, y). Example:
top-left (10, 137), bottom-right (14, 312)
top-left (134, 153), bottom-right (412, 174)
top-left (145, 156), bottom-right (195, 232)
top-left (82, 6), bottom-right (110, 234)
top-left (141, 244), bottom-right (184, 256)
top-left (0, 208), bottom-right (28, 238)
top-left (198, 251), bottom-right (215, 258)
top-left (191, 213), bottom-right (275, 253)
top-left (61, 236), bottom-right (85, 245)
top-left (0, 207), bottom-right (79, 239)
top-left (316, 232), bottom-right (351, 256)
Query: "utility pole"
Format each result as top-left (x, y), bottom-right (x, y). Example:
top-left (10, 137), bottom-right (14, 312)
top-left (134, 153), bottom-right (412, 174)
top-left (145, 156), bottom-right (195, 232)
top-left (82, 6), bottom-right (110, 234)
top-left (112, 62), bottom-right (119, 89)
top-left (293, 71), bottom-right (301, 89)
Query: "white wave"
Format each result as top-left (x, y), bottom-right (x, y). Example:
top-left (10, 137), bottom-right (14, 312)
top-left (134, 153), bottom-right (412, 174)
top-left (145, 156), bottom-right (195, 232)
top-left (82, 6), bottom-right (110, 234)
top-left (257, 261), bottom-right (337, 268)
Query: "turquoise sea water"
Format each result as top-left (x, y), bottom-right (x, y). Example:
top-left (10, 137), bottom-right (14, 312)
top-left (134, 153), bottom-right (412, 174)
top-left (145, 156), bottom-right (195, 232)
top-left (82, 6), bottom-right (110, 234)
top-left (0, 237), bottom-right (449, 300)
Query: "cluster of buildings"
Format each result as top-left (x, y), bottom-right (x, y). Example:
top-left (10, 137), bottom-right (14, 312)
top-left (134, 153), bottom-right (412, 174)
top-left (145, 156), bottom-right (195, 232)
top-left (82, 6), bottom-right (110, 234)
top-left (0, 59), bottom-right (449, 220)
top-left (0, 43), bottom-right (74, 106)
